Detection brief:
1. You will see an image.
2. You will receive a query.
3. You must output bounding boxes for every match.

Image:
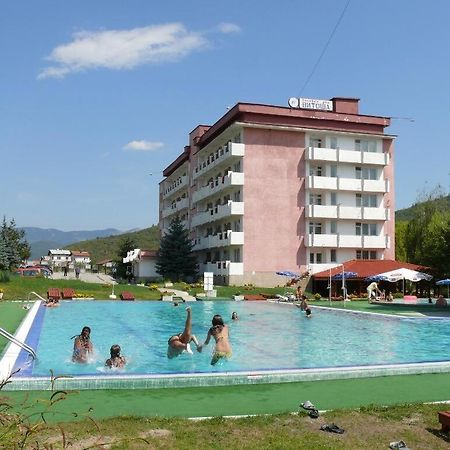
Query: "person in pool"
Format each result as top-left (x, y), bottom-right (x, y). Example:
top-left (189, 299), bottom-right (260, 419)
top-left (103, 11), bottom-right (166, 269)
top-left (72, 326), bottom-right (93, 363)
top-left (167, 307), bottom-right (200, 358)
top-left (198, 314), bottom-right (232, 365)
top-left (105, 344), bottom-right (126, 369)
top-left (231, 311), bottom-right (239, 320)
top-left (296, 295), bottom-right (312, 318)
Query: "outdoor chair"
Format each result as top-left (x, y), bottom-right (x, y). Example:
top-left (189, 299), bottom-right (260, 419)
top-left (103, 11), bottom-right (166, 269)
top-left (47, 288), bottom-right (61, 301)
top-left (120, 291), bottom-right (135, 301)
top-left (61, 288), bottom-right (75, 299)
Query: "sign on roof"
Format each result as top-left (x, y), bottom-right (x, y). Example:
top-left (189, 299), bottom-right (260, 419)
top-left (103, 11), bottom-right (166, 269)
top-left (288, 97), bottom-right (333, 111)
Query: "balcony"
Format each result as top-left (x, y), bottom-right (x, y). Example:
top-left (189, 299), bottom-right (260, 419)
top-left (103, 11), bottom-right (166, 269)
top-left (306, 234), bottom-right (389, 249)
top-left (193, 143), bottom-right (245, 180)
top-left (306, 146), bottom-right (389, 166)
top-left (162, 175), bottom-right (188, 200)
top-left (306, 205), bottom-right (390, 221)
top-left (161, 198), bottom-right (189, 219)
top-left (199, 261), bottom-right (244, 276)
top-left (191, 201), bottom-right (244, 228)
top-left (193, 231), bottom-right (244, 251)
top-left (307, 176), bottom-right (389, 193)
top-left (192, 172), bottom-right (245, 204)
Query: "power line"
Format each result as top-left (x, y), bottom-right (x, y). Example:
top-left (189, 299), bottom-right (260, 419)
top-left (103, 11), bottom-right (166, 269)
top-left (299, 0), bottom-right (351, 96)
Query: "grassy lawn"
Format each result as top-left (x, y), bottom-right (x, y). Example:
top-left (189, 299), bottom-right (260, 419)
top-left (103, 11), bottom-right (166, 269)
top-left (0, 276), bottom-right (297, 301)
top-left (1, 397), bottom-right (449, 449)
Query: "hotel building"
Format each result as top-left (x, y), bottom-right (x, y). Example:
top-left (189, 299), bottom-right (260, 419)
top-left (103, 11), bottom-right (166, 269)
top-left (159, 97), bottom-right (395, 287)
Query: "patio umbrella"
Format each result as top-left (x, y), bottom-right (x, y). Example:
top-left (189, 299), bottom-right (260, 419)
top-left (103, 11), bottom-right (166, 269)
top-left (365, 275), bottom-right (389, 282)
top-left (370, 268), bottom-right (433, 295)
top-left (276, 271), bottom-right (299, 278)
top-left (436, 279), bottom-right (450, 297)
top-left (329, 270), bottom-right (357, 304)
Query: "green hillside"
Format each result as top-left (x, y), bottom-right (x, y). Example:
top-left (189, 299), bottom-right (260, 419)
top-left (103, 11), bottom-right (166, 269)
top-left (66, 226), bottom-right (160, 264)
top-left (395, 194), bottom-right (450, 222)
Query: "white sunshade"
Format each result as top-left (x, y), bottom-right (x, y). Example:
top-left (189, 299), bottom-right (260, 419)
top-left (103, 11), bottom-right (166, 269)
top-left (375, 267), bottom-right (433, 282)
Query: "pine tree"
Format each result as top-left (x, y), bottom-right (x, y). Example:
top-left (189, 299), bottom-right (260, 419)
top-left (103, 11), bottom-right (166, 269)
top-left (156, 216), bottom-right (198, 282)
top-left (116, 237), bottom-right (138, 279)
top-left (0, 217), bottom-right (30, 270)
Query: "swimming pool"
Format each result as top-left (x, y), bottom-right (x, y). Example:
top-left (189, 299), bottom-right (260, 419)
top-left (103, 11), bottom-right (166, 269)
top-left (4, 300), bottom-right (450, 390)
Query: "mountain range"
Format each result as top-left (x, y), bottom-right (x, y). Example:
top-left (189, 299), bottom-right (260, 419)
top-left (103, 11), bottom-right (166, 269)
top-left (22, 227), bottom-right (124, 259)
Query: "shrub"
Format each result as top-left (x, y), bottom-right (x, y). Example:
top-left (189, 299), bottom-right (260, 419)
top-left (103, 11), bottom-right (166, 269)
top-left (149, 284), bottom-right (159, 290)
top-left (0, 270), bottom-right (10, 282)
top-left (314, 293), bottom-right (321, 300)
top-left (393, 292), bottom-right (404, 299)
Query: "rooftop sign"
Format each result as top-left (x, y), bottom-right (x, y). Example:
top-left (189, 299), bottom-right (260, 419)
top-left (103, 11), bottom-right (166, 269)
top-left (288, 97), bottom-right (333, 111)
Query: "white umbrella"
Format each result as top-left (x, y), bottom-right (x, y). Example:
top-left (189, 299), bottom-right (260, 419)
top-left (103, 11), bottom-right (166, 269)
top-left (372, 268), bottom-right (432, 296)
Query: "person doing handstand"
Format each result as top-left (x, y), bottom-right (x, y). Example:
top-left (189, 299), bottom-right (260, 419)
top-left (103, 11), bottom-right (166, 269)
top-left (198, 314), bottom-right (232, 365)
top-left (167, 306), bottom-right (200, 358)
top-left (105, 344), bottom-right (126, 368)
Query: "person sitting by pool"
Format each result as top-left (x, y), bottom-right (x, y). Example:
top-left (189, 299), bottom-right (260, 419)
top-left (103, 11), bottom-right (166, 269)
top-left (105, 344), bottom-right (126, 369)
top-left (167, 307), bottom-right (200, 358)
top-left (197, 314), bottom-right (232, 365)
top-left (296, 295), bottom-right (312, 318)
top-left (72, 326), bottom-right (93, 363)
top-left (366, 282), bottom-right (381, 301)
top-left (231, 311), bottom-right (239, 320)
top-left (387, 292), bottom-right (394, 302)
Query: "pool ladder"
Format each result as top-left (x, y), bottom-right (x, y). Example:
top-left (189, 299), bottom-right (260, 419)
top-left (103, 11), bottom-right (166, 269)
top-left (0, 327), bottom-right (37, 360)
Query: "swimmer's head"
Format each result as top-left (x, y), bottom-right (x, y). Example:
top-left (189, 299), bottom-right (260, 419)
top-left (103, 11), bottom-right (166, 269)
top-left (110, 344), bottom-right (121, 357)
top-left (81, 326), bottom-right (91, 337)
top-left (212, 315), bottom-right (224, 326)
top-left (231, 312), bottom-right (238, 320)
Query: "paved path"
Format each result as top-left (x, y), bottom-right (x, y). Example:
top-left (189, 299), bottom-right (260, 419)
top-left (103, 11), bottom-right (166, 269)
top-left (50, 271), bottom-right (115, 284)
top-left (158, 288), bottom-right (196, 302)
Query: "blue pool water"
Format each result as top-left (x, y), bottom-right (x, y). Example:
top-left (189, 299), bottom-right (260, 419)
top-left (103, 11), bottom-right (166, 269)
top-left (17, 301), bottom-right (450, 377)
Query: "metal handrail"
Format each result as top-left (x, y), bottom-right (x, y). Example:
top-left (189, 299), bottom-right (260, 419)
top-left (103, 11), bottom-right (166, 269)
top-left (0, 327), bottom-right (37, 360)
top-left (27, 291), bottom-right (46, 301)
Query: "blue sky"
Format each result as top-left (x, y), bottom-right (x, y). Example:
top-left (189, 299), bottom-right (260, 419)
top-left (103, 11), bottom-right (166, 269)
top-left (1, 0), bottom-right (449, 231)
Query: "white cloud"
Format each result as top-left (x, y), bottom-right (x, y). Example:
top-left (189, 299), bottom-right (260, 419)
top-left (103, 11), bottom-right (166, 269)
top-left (217, 22), bottom-right (241, 34)
top-left (38, 23), bottom-right (209, 79)
top-left (123, 140), bottom-right (164, 152)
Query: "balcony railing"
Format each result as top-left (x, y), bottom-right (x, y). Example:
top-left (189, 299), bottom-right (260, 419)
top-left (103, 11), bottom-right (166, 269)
top-left (306, 233), bottom-right (389, 249)
top-left (161, 198), bottom-right (189, 219)
top-left (307, 176), bottom-right (388, 193)
top-left (198, 261), bottom-right (244, 276)
top-left (306, 146), bottom-right (389, 166)
top-left (306, 205), bottom-right (390, 221)
top-left (193, 143), bottom-right (245, 180)
top-left (191, 201), bottom-right (244, 228)
top-left (192, 171), bottom-right (245, 204)
top-left (193, 231), bottom-right (244, 251)
top-left (162, 175), bottom-right (188, 199)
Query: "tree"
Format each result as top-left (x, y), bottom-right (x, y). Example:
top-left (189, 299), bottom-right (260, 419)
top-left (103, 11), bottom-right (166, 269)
top-left (156, 216), bottom-right (198, 282)
top-left (0, 217), bottom-right (30, 271)
top-left (395, 221), bottom-right (408, 262)
top-left (115, 237), bottom-right (138, 280)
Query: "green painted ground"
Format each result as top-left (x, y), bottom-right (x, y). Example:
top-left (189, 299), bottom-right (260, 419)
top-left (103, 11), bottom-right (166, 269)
top-left (4, 373), bottom-right (450, 423)
top-left (2, 300), bottom-right (450, 423)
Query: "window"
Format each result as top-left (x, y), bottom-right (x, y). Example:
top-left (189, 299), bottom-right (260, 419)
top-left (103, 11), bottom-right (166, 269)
top-left (233, 248), bottom-right (241, 262)
top-left (356, 194), bottom-right (377, 207)
top-left (310, 137), bottom-right (322, 148)
top-left (356, 250), bottom-right (377, 260)
top-left (356, 167), bottom-right (377, 180)
top-left (309, 165), bottom-right (322, 176)
top-left (330, 221), bottom-right (337, 234)
top-left (356, 223), bottom-right (377, 236)
top-left (355, 139), bottom-right (376, 152)
top-left (330, 165), bottom-right (338, 177)
top-left (330, 192), bottom-right (337, 206)
top-left (233, 190), bottom-right (241, 202)
top-left (309, 252), bottom-right (323, 263)
top-left (309, 222), bottom-right (322, 234)
top-left (330, 249), bottom-right (337, 262)
top-left (309, 193), bottom-right (322, 205)
top-left (329, 137), bottom-right (338, 149)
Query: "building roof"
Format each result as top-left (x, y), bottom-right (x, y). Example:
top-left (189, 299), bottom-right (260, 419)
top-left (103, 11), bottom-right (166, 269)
top-left (71, 251), bottom-right (90, 257)
top-left (96, 258), bottom-right (114, 265)
top-left (140, 250), bottom-right (158, 258)
top-left (313, 260), bottom-right (430, 280)
top-left (48, 249), bottom-right (71, 256)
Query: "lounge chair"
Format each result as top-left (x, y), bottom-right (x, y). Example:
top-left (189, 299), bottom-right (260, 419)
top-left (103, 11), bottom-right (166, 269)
top-left (120, 291), bottom-right (135, 301)
top-left (61, 288), bottom-right (75, 299)
top-left (244, 294), bottom-right (266, 301)
top-left (47, 288), bottom-right (61, 301)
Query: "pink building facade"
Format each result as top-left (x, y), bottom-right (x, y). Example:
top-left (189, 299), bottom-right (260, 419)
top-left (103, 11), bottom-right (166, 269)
top-left (159, 98), bottom-right (395, 287)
